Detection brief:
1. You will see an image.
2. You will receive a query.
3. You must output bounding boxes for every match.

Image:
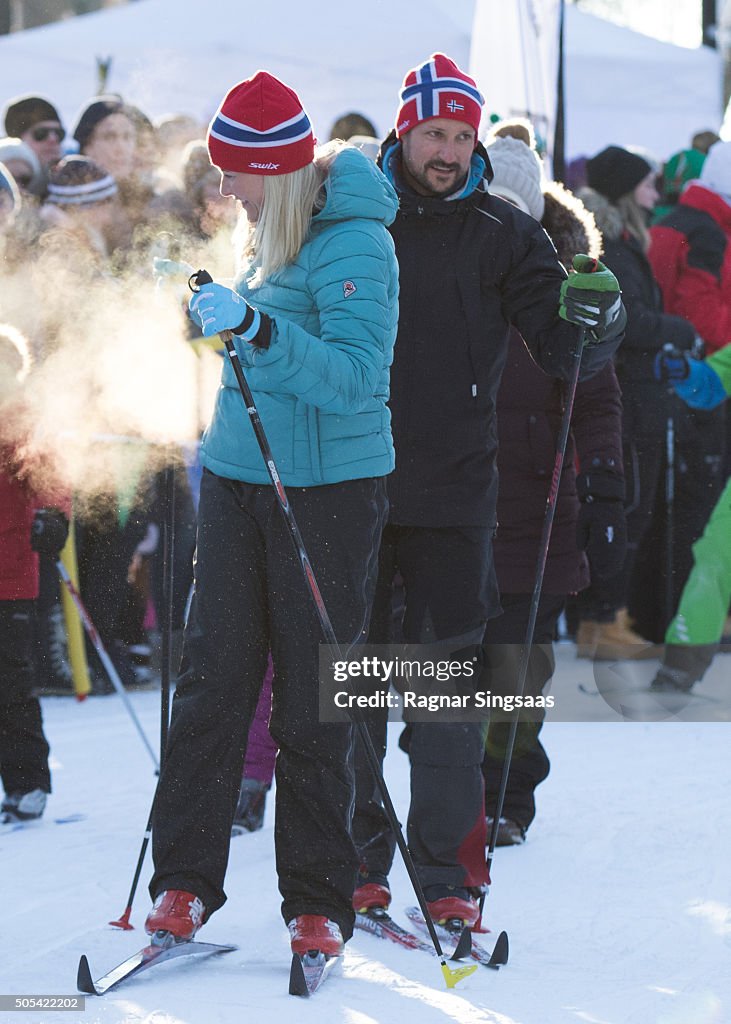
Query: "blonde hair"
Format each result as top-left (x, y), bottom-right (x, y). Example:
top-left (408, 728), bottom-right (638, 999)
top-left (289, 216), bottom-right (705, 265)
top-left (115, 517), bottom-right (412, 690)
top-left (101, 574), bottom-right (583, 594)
top-left (238, 139), bottom-right (346, 286)
top-left (616, 192), bottom-right (651, 253)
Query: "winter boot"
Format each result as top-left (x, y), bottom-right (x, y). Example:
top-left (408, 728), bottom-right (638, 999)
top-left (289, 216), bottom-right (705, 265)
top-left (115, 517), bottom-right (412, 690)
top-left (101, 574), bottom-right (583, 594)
top-left (288, 915), bottom-right (344, 957)
top-left (145, 890), bottom-right (206, 941)
top-left (0, 788), bottom-right (47, 823)
top-left (424, 885), bottom-right (480, 928)
top-left (352, 870), bottom-right (391, 912)
top-left (593, 609), bottom-right (656, 660)
top-left (486, 815), bottom-right (527, 847)
top-left (650, 642), bottom-right (715, 693)
top-left (232, 778), bottom-right (269, 834)
top-left (650, 665), bottom-right (696, 693)
top-left (575, 619), bottom-right (600, 659)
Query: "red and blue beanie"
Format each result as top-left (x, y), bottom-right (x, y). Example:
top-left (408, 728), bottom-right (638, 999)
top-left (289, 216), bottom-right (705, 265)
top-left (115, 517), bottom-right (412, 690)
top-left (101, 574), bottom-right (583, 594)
top-left (396, 53), bottom-right (484, 140)
top-left (207, 71), bottom-right (315, 175)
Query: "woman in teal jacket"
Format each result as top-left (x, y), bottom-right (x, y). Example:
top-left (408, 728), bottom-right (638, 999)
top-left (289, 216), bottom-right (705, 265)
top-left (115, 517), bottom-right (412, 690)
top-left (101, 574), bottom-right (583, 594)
top-left (145, 71), bottom-right (398, 961)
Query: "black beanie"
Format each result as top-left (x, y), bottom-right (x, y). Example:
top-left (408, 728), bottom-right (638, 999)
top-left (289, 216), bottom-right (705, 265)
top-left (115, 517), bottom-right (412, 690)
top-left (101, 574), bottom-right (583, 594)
top-left (586, 145), bottom-right (652, 203)
top-left (4, 95), bottom-right (62, 137)
top-left (72, 96), bottom-right (126, 151)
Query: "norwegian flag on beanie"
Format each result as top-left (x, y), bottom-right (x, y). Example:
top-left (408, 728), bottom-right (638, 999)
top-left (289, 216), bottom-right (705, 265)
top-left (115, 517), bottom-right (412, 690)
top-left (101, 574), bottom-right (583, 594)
top-left (207, 71), bottom-right (315, 175)
top-left (396, 53), bottom-right (484, 140)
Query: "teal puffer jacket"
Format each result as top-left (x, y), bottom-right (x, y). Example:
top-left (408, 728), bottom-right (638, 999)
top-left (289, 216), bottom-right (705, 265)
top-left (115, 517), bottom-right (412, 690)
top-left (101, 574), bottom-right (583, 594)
top-left (200, 147), bottom-right (399, 486)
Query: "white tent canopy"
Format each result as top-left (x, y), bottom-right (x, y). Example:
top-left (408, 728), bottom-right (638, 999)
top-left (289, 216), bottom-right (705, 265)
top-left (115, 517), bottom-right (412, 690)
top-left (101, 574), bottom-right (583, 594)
top-left (0, 0), bottom-right (722, 162)
top-left (563, 4), bottom-right (722, 160)
top-left (470, 2), bottom-right (722, 162)
top-left (0, 0), bottom-right (473, 143)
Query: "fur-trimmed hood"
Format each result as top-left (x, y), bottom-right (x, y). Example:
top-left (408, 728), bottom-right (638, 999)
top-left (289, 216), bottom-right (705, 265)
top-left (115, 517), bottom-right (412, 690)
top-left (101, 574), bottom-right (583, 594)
top-left (541, 180), bottom-right (602, 268)
top-left (575, 186), bottom-right (624, 244)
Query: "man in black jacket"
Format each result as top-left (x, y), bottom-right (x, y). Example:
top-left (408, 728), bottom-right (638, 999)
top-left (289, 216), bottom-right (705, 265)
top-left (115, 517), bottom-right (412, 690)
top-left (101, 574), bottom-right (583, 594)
top-left (351, 53), bottom-right (626, 929)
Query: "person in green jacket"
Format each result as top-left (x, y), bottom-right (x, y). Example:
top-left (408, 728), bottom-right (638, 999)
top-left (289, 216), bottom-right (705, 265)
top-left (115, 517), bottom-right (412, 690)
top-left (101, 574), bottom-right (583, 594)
top-left (652, 344), bottom-right (731, 690)
top-left (144, 70), bottom-right (398, 961)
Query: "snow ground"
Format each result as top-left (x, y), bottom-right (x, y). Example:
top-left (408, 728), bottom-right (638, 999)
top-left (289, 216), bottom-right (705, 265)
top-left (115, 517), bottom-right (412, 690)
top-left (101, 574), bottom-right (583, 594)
top-left (1, 646), bottom-right (730, 1024)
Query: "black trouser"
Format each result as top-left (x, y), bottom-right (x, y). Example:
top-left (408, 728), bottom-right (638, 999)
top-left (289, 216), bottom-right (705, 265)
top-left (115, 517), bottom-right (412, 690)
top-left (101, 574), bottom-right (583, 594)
top-left (77, 505), bottom-right (148, 683)
top-left (629, 402), bottom-right (726, 640)
top-left (481, 592), bottom-right (562, 829)
top-left (150, 470), bottom-right (387, 940)
top-left (0, 601), bottom-right (51, 795)
top-left (353, 523), bottom-right (500, 891)
top-left (579, 386), bottom-right (668, 621)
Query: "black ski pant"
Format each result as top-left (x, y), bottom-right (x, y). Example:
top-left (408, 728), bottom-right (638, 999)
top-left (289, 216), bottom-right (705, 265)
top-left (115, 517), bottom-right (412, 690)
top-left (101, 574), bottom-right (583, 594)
top-left (629, 402), bottom-right (726, 640)
top-left (353, 523), bottom-right (500, 892)
top-left (578, 386), bottom-right (667, 621)
top-left (0, 601), bottom-right (51, 795)
top-left (150, 470), bottom-right (387, 941)
top-left (481, 592), bottom-right (562, 830)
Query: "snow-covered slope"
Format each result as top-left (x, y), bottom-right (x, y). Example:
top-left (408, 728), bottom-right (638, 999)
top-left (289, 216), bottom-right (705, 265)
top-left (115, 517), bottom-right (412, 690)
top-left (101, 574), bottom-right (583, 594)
top-left (2, 646), bottom-right (729, 1023)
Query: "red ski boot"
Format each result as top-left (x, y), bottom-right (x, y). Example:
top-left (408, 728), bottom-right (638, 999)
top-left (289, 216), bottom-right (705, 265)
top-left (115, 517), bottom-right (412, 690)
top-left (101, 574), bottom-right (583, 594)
top-left (426, 890), bottom-right (480, 928)
top-left (352, 871), bottom-right (391, 913)
top-left (288, 915), bottom-right (344, 957)
top-left (145, 890), bottom-right (206, 941)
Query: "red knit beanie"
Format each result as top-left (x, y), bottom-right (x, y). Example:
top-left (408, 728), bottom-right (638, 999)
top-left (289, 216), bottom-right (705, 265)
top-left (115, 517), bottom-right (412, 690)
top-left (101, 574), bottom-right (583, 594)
top-left (395, 53), bottom-right (484, 139)
top-left (207, 71), bottom-right (315, 175)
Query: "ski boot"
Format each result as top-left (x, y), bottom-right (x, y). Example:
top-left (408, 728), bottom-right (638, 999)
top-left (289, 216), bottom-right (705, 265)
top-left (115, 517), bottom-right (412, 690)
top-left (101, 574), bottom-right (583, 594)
top-left (352, 870), bottom-right (391, 913)
top-left (425, 885), bottom-right (480, 931)
top-left (288, 915), bottom-right (344, 957)
top-left (145, 890), bottom-right (206, 946)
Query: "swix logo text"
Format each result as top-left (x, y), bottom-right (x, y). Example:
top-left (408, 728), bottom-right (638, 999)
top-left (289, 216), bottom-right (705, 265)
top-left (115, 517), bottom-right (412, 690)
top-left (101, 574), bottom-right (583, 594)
top-left (249, 162), bottom-right (280, 170)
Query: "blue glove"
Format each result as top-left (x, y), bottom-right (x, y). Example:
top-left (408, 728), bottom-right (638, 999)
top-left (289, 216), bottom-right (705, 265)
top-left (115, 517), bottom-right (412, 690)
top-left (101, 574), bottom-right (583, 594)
top-left (674, 358), bottom-right (726, 410)
top-left (559, 255), bottom-right (624, 341)
top-left (653, 345), bottom-right (690, 384)
top-left (188, 281), bottom-right (268, 344)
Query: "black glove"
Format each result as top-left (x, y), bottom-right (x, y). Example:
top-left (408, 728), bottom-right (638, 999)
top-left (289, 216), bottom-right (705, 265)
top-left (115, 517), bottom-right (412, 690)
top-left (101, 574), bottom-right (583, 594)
top-left (30, 508), bottom-right (69, 558)
top-left (575, 470), bottom-right (627, 581)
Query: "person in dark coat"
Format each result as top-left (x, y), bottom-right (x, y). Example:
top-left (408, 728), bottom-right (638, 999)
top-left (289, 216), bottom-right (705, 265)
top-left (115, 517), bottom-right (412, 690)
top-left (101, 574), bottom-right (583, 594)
top-left (480, 126), bottom-right (626, 844)
top-left (574, 146), bottom-right (698, 657)
top-left (351, 54), bottom-right (626, 929)
top-left (0, 323), bottom-right (69, 823)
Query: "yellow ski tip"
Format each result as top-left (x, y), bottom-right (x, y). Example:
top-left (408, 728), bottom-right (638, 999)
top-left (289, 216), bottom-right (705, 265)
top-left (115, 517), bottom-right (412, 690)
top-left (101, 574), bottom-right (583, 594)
top-left (441, 960), bottom-right (478, 988)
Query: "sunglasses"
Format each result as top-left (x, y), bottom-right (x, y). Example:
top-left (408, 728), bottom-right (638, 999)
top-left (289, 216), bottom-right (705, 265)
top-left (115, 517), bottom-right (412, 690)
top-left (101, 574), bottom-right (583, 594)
top-left (31, 125), bottom-right (66, 143)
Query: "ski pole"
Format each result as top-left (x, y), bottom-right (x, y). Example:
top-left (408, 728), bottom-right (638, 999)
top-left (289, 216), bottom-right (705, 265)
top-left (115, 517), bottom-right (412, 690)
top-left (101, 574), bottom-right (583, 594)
top-left (189, 270), bottom-right (476, 989)
top-left (665, 410), bottom-right (675, 628)
top-left (484, 328), bottom-right (587, 887)
top-left (159, 461), bottom-right (175, 766)
top-left (55, 560), bottom-right (159, 772)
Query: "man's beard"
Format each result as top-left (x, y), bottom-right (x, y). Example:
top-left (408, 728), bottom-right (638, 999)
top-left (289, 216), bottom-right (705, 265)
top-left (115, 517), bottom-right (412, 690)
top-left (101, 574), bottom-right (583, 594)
top-left (405, 160), bottom-right (468, 198)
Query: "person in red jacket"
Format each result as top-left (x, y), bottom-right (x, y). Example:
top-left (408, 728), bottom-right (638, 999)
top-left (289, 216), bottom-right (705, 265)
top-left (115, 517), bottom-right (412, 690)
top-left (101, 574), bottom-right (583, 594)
top-left (0, 323), bottom-right (69, 824)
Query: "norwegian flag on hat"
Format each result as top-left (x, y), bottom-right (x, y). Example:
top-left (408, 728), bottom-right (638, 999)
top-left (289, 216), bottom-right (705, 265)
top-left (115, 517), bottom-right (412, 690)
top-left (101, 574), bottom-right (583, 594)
top-left (207, 70), bottom-right (315, 175)
top-left (396, 53), bottom-right (484, 140)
